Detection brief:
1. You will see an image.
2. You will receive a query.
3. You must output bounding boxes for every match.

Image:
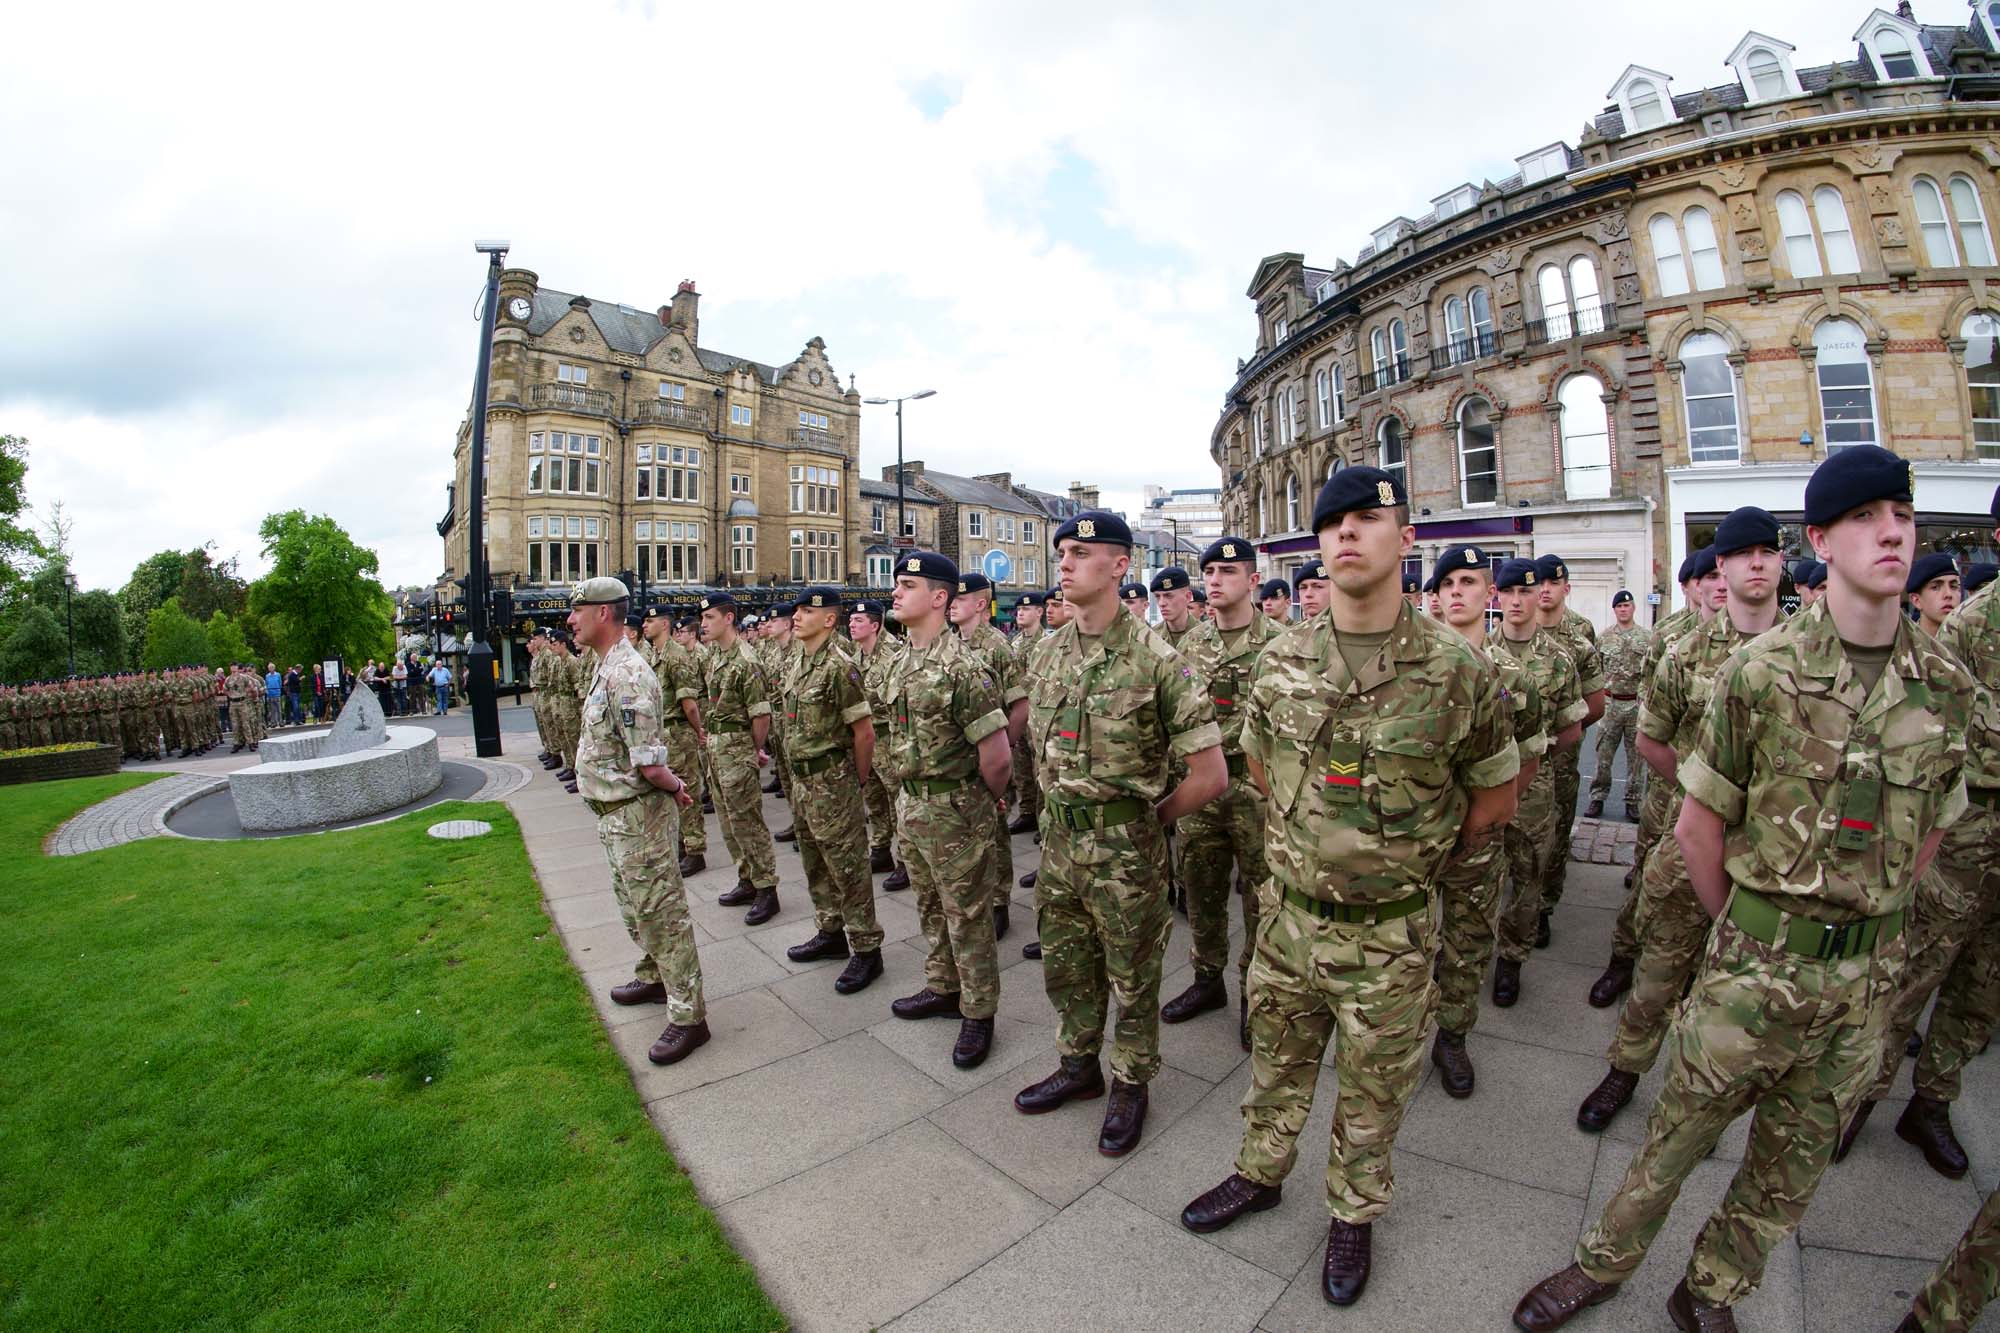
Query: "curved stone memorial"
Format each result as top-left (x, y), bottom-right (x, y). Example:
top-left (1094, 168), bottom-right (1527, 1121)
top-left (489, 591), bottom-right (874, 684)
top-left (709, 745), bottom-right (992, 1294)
top-left (228, 687), bottom-right (442, 831)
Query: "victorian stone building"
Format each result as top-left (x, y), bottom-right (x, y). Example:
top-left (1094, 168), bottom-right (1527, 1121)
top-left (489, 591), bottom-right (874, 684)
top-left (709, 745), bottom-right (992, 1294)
top-left (1215, 5), bottom-right (2000, 623)
top-left (441, 271), bottom-right (863, 614)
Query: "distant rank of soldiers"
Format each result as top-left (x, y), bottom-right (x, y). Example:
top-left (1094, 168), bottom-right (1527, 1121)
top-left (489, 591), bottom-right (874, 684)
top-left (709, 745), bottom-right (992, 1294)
top-left (0, 665), bottom-right (222, 760)
top-left (542, 445), bottom-right (2000, 1330)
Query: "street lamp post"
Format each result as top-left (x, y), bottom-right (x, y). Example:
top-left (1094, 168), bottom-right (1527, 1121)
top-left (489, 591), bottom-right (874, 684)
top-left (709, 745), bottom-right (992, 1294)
top-left (464, 239), bottom-right (509, 758)
top-left (861, 389), bottom-right (936, 546)
top-left (64, 568), bottom-right (75, 676)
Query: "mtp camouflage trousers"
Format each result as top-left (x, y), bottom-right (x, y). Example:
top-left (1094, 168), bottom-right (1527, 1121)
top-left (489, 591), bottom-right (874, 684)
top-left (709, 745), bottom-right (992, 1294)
top-left (706, 732), bottom-right (777, 890)
top-left (901, 783), bottom-right (1002, 1018)
top-left (1039, 808), bottom-right (1173, 1083)
top-left (792, 755), bottom-right (882, 952)
top-left (1910, 1185), bottom-right (2000, 1333)
top-left (1176, 780), bottom-right (1266, 985)
top-left (1436, 838), bottom-right (1505, 1035)
top-left (1497, 767), bottom-right (1559, 962)
top-left (664, 722), bottom-right (706, 856)
top-left (1544, 746), bottom-right (1583, 912)
top-left (1590, 698), bottom-right (1644, 809)
top-left (1607, 814), bottom-right (1712, 1074)
top-left (597, 790), bottom-right (704, 1027)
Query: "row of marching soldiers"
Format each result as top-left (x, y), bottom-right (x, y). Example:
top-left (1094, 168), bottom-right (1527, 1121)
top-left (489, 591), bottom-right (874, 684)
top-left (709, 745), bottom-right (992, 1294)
top-left (0, 666), bottom-right (223, 759)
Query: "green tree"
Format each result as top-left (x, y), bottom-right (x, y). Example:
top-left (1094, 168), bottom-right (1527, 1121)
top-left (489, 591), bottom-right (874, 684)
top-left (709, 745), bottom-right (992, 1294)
top-left (142, 599), bottom-right (212, 670)
top-left (1, 605), bottom-right (67, 682)
top-left (247, 511), bottom-right (394, 667)
top-left (70, 588), bottom-right (127, 675)
top-left (204, 611), bottom-right (253, 668)
top-left (178, 546), bottom-right (247, 622)
top-left (0, 435), bottom-right (43, 595)
top-left (120, 549), bottom-right (190, 666)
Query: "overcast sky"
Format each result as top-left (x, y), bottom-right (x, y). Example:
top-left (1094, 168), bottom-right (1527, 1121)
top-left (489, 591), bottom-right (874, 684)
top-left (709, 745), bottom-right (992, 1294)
top-left (3, 0), bottom-right (1843, 591)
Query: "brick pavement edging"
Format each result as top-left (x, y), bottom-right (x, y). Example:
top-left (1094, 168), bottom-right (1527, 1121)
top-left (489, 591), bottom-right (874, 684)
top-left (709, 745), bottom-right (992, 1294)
top-left (1571, 815), bottom-right (1638, 866)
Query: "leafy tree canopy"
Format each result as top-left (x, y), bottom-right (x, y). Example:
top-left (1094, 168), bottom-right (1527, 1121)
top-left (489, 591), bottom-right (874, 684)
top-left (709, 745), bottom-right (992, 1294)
top-left (247, 511), bottom-right (394, 667)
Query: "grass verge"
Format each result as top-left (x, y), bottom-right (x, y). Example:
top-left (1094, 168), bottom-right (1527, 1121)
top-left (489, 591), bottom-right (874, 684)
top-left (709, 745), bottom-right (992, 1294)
top-left (0, 775), bottom-right (782, 1331)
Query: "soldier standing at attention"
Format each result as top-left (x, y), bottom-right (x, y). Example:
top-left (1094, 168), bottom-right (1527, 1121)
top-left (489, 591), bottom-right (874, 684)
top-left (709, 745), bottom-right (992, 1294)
top-left (1532, 554), bottom-right (1606, 944)
top-left (1159, 535), bottom-right (1279, 1050)
top-left (1260, 578), bottom-right (1293, 624)
top-left (848, 599), bottom-right (906, 881)
top-left (1573, 506), bottom-right (1787, 1136)
top-left (1489, 560), bottom-right (1587, 1009)
top-left (1401, 571), bottom-right (1424, 612)
top-left (1908, 551), bottom-right (1960, 638)
top-left (1017, 585), bottom-right (1070, 912)
top-left (1005, 591), bottom-right (1046, 837)
top-left (699, 594), bottom-right (783, 926)
top-left (882, 552), bottom-right (1015, 1066)
top-left (567, 578), bottom-right (708, 1067)
top-left (1789, 558), bottom-right (1820, 611)
top-left (1586, 590), bottom-right (1651, 821)
top-left (949, 573), bottom-right (1027, 942)
top-left (1014, 510), bottom-right (1223, 1156)
top-left (1149, 567), bottom-right (1200, 648)
top-left (641, 603), bottom-right (709, 876)
top-left (1515, 446), bottom-right (1974, 1333)
top-left (1294, 557), bottom-right (1330, 620)
top-left (1430, 544), bottom-right (1549, 1098)
top-left (759, 605), bottom-right (794, 806)
top-left (1837, 487), bottom-right (2000, 1181)
top-left (777, 588), bottom-right (887, 995)
top-left (1180, 470), bottom-right (1516, 1307)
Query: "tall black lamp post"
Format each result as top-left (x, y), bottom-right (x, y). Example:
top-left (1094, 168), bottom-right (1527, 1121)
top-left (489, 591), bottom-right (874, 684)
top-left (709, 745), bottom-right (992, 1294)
top-left (861, 389), bottom-right (935, 545)
top-left (464, 239), bottom-right (508, 758)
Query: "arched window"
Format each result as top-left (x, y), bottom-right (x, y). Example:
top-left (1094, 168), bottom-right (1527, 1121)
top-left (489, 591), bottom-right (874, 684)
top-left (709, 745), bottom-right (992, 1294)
top-left (1684, 208), bottom-right (1723, 289)
top-left (1814, 187), bottom-right (1860, 273)
top-left (1330, 364), bottom-right (1345, 422)
top-left (1315, 368), bottom-right (1333, 428)
top-left (1950, 175), bottom-right (1996, 266)
top-left (1457, 398), bottom-right (1498, 506)
top-left (1285, 473), bottom-right (1301, 530)
top-left (1538, 258), bottom-right (1606, 340)
top-left (1814, 319), bottom-right (1878, 451)
top-left (1874, 28), bottom-right (1920, 80)
top-left (1570, 258), bottom-right (1604, 331)
top-left (1775, 188), bottom-right (1859, 278)
top-left (1650, 214), bottom-right (1689, 296)
top-left (1538, 264), bottom-right (1572, 339)
top-left (1253, 405), bottom-right (1267, 456)
top-left (1559, 375), bottom-right (1612, 500)
top-left (1628, 79), bottom-right (1664, 130)
top-left (1377, 418), bottom-right (1406, 492)
top-left (1443, 296), bottom-right (1469, 362)
top-left (1777, 191), bottom-right (1821, 277)
top-left (1370, 328), bottom-right (1390, 385)
top-left (1747, 48), bottom-right (1787, 100)
top-left (1915, 177), bottom-right (1958, 266)
top-left (1257, 486), bottom-right (1268, 535)
top-left (1682, 332), bottom-right (1740, 465)
top-left (1469, 288), bottom-right (1495, 355)
top-left (1388, 319), bottom-right (1409, 381)
top-left (1965, 313), bottom-right (2000, 460)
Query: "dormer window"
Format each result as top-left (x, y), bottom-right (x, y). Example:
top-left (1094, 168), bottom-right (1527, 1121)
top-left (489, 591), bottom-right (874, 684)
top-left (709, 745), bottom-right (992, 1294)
top-left (1432, 184), bottom-right (1479, 220)
top-left (1516, 144), bottom-right (1571, 185)
top-left (1629, 80), bottom-right (1665, 129)
top-left (1727, 33), bottom-right (1803, 102)
top-left (1856, 10), bottom-right (1933, 80)
top-left (1608, 66), bottom-right (1677, 135)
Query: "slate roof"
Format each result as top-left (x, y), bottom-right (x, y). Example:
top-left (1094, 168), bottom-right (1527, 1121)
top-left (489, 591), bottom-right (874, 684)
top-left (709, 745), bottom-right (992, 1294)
top-left (859, 476), bottom-right (938, 504)
top-left (526, 288), bottom-right (785, 384)
top-left (913, 468), bottom-right (1046, 514)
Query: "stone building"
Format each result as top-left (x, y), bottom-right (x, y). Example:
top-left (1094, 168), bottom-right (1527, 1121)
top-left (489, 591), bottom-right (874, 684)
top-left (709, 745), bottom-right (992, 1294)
top-left (441, 271), bottom-right (863, 613)
top-left (895, 463), bottom-right (1058, 595)
top-left (858, 475), bottom-right (941, 587)
top-left (1214, 5), bottom-right (2000, 624)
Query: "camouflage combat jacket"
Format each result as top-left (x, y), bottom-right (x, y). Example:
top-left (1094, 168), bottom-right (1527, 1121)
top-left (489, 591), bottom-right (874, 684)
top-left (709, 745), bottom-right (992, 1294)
top-left (1480, 636), bottom-right (1549, 764)
top-left (1639, 605), bottom-right (1698, 707)
top-left (1681, 600), bottom-right (1973, 920)
top-left (1244, 601), bottom-right (1517, 904)
top-left (1158, 617), bottom-right (1203, 652)
top-left (1640, 611), bottom-right (1763, 763)
top-left (1495, 627), bottom-right (1586, 746)
top-left (1937, 578), bottom-right (2000, 794)
top-left (882, 630), bottom-right (1007, 784)
top-left (1599, 623), bottom-right (1652, 697)
top-left (1550, 607), bottom-right (1607, 697)
top-left (1175, 613), bottom-right (1280, 763)
top-left (703, 638), bottom-right (771, 732)
top-left (1027, 610), bottom-right (1219, 807)
top-left (650, 636), bottom-right (703, 731)
top-left (959, 620), bottom-right (1027, 711)
top-left (575, 638), bottom-right (669, 803)
top-left (782, 636), bottom-right (872, 764)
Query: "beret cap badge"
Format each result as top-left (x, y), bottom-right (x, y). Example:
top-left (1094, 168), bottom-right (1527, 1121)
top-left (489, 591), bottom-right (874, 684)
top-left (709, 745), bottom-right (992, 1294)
top-left (1377, 480), bottom-right (1396, 506)
top-left (1077, 519), bottom-right (1096, 539)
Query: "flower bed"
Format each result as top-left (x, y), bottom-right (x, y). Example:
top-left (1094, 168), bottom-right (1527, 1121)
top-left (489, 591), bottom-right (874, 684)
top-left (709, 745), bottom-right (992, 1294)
top-left (0, 743), bottom-right (122, 786)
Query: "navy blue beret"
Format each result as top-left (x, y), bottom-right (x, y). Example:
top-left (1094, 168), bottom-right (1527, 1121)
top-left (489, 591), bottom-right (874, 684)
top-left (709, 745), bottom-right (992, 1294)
top-left (1046, 584), bottom-right (1065, 602)
top-left (1052, 509), bottom-right (1132, 548)
top-left (1312, 466), bottom-right (1407, 532)
top-left (1293, 558), bottom-right (1329, 587)
top-left (1712, 506), bottom-right (1781, 558)
top-left (796, 586), bottom-right (841, 609)
top-left (771, 602), bottom-right (797, 618)
top-left (1401, 572), bottom-right (1422, 594)
top-left (1119, 582), bottom-right (1150, 602)
top-left (1788, 559), bottom-right (1818, 588)
top-left (1801, 560), bottom-right (1827, 590)
top-left (699, 592), bottom-right (737, 611)
top-left (1199, 535), bottom-right (1256, 567)
top-left (1611, 590), bottom-right (1633, 606)
top-left (1149, 567), bottom-right (1191, 592)
top-left (1260, 578), bottom-right (1292, 600)
top-left (956, 573), bottom-right (992, 596)
top-left (1430, 545), bottom-right (1488, 589)
top-left (1963, 563), bottom-right (1998, 594)
top-left (625, 611), bottom-right (645, 628)
top-left (1678, 553), bottom-right (1698, 584)
top-left (1533, 554), bottom-right (1568, 583)
top-left (1191, 586), bottom-right (1208, 602)
top-left (1689, 546), bottom-right (1719, 581)
top-left (893, 550), bottom-right (958, 585)
top-left (1803, 444), bottom-right (1914, 527)
top-left (1906, 551), bottom-right (1959, 594)
top-left (1495, 558), bottom-right (1540, 590)
top-left (849, 599), bottom-right (885, 619)
top-left (1014, 591), bottom-right (1045, 608)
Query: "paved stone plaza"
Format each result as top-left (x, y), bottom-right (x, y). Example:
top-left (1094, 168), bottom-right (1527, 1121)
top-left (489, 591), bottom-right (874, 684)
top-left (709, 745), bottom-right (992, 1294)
top-left (106, 707), bottom-right (1997, 1332)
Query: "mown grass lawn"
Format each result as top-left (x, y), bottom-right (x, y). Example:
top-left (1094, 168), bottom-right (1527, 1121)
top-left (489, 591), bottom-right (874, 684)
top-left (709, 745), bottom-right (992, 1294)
top-left (0, 775), bottom-right (782, 1332)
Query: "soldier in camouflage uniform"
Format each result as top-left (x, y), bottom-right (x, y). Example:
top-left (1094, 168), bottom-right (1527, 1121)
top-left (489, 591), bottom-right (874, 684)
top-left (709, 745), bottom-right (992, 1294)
top-left (226, 664), bottom-right (259, 751)
top-left (1908, 550), bottom-right (1961, 638)
top-left (1586, 590), bottom-right (1650, 820)
top-left (849, 599), bottom-right (907, 878)
top-left (565, 637), bottom-right (600, 795)
top-left (526, 629), bottom-right (558, 768)
top-left (757, 608), bottom-right (793, 804)
top-left (547, 636), bottom-right (581, 779)
top-left (1902, 1188), bottom-right (2000, 1332)
top-left (1532, 555), bottom-right (1606, 939)
top-left (1516, 446), bottom-right (1976, 1333)
top-left (1148, 566), bottom-right (1201, 649)
top-left (699, 594), bottom-right (782, 925)
top-left (1158, 536), bottom-right (1278, 1049)
top-left (1016, 585), bottom-right (1069, 926)
top-left (1294, 557), bottom-right (1331, 620)
top-left (1574, 507), bottom-right (1787, 1136)
top-left (1491, 561), bottom-right (1586, 1009)
top-left (641, 606), bottom-right (708, 875)
top-left (883, 552), bottom-right (1015, 1066)
top-left (1429, 543), bottom-right (1549, 1098)
top-left (568, 577), bottom-right (709, 1067)
top-left (950, 573), bottom-right (1026, 941)
top-left (1003, 591), bottom-right (1045, 838)
top-left (1837, 487), bottom-right (2000, 1181)
top-left (776, 588), bottom-right (886, 993)
top-left (1181, 470), bottom-right (1517, 1308)
top-left (1014, 510), bottom-right (1223, 1158)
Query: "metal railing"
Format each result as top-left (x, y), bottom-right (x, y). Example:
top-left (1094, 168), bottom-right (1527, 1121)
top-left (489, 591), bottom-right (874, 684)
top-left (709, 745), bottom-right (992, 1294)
top-left (789, 427), bottom-right (846, 455)
top-left (1524, 303), bottom-right (1618, 347)
top-left (1355, 358), bottom-right (1411, 396)
top-left (529, 383), bottom-right (615, 415)
top-left (632, 399), bottom-right (710, 429)
top-left (1429, 331), bottom-right (1500, 371)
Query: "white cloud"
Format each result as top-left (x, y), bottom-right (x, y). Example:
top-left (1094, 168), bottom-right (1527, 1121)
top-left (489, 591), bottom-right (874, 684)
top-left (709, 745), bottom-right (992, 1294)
top-left (2, 0), bottom-right (1841, 589)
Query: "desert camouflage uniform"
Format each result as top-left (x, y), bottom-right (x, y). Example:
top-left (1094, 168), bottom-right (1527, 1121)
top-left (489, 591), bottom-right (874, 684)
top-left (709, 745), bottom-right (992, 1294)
top-left (1910, 1186), bottom-right (2000, 1332)
top-left (1028, 610), bottom-right (1218, 1083)
top-left (1436, 636), bottom-right (1547, 1035)
top-left (1590, 622), bottom-right (1652, 810)
top-left (885, 630), bottom-right (1009, 1015)
top-left (1577, 600), bottom-right (1973, 1305)
top-left (577, 637), bottom-right (704, 1028)
top-left (1496, 629), bottom-right (1586, 961)
top-left (858, 632), bottom-right (907, 857)
top-left (1606, 610), bottom-right (1761, 1075)
top-left (703, 638), bottom-right (778, 891)
top-left (1861, 577), bottom-right (2000, 1108)
top-left (960, 618), bottom-right (1025, 904)
top-left (651, 634), bottom-right (707, 859)
top-left (1235, 602), bottom-right (1516, 1221)
top-left (1542, 607), bottom-right (1603, 913)
top-left (1173, 612), bottom-right (1280, 990)
top-left (782, 636), bottom-right (882, 950)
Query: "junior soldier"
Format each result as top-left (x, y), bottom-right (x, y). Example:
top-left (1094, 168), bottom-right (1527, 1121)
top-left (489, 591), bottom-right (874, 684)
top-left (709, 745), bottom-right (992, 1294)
top-left (1159, 535), bottom-right (1279, 1050)
top-left (1837, 488), bottom-right (2000, 1181)
top-left (1401, 570), bottom-right (1423, 612)
top-left (1005, 591), bottom-right (1045, 837)
top-left (882, 552), bottom-right (1015, 1067)
top-left (777, 588), bottom-right (886, 994)
top-left (1017, 585), bottom-right (1069, 920)
top-left (1533, 554), bottom-right (1605, 943)
top-left (1149, 567), bottom-right (1201, 649)
top-left (1294, 557), bottom-right (1330, 621)
top-left (1015, 510), bottom-right (1223, 1157)
top-left (641, 604), bottom-right (709, 876)
top-left (949, 573), bottom-right (1026, 941)
top-left (1431, 543), bottom-right (1548, 1098)
top-left (1119, 581), bottom-right (1150, 620)
top-left (1259, 577), bottom-right (1292, 624)
top-left (1908, 550), bottom-right (1960, 639)
top-left (1180, 470), bottom-right (1517, 1308)
top-left (699, 594), bottom-right (782, 925)
top-left (1585, 590), bottom-right (1650, 821)
top-left (568, 577), bottom-right (708, 1067)
top-left (1790, 557), bottom-right (1820, 610)
top-left (1574, 506), bottom-right (1786, 1136)
top-left (1515, 445), bottom-right (1975, 1333)
top-left (849, 599), bottom-right (906, 880)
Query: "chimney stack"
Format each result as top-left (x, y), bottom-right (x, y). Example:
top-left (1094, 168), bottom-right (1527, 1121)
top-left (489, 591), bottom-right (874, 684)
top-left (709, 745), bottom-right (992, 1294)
top-left (669, 279), bottom-right (700, 343)
top-left (1068, 481), bottom-right (1101, 510)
